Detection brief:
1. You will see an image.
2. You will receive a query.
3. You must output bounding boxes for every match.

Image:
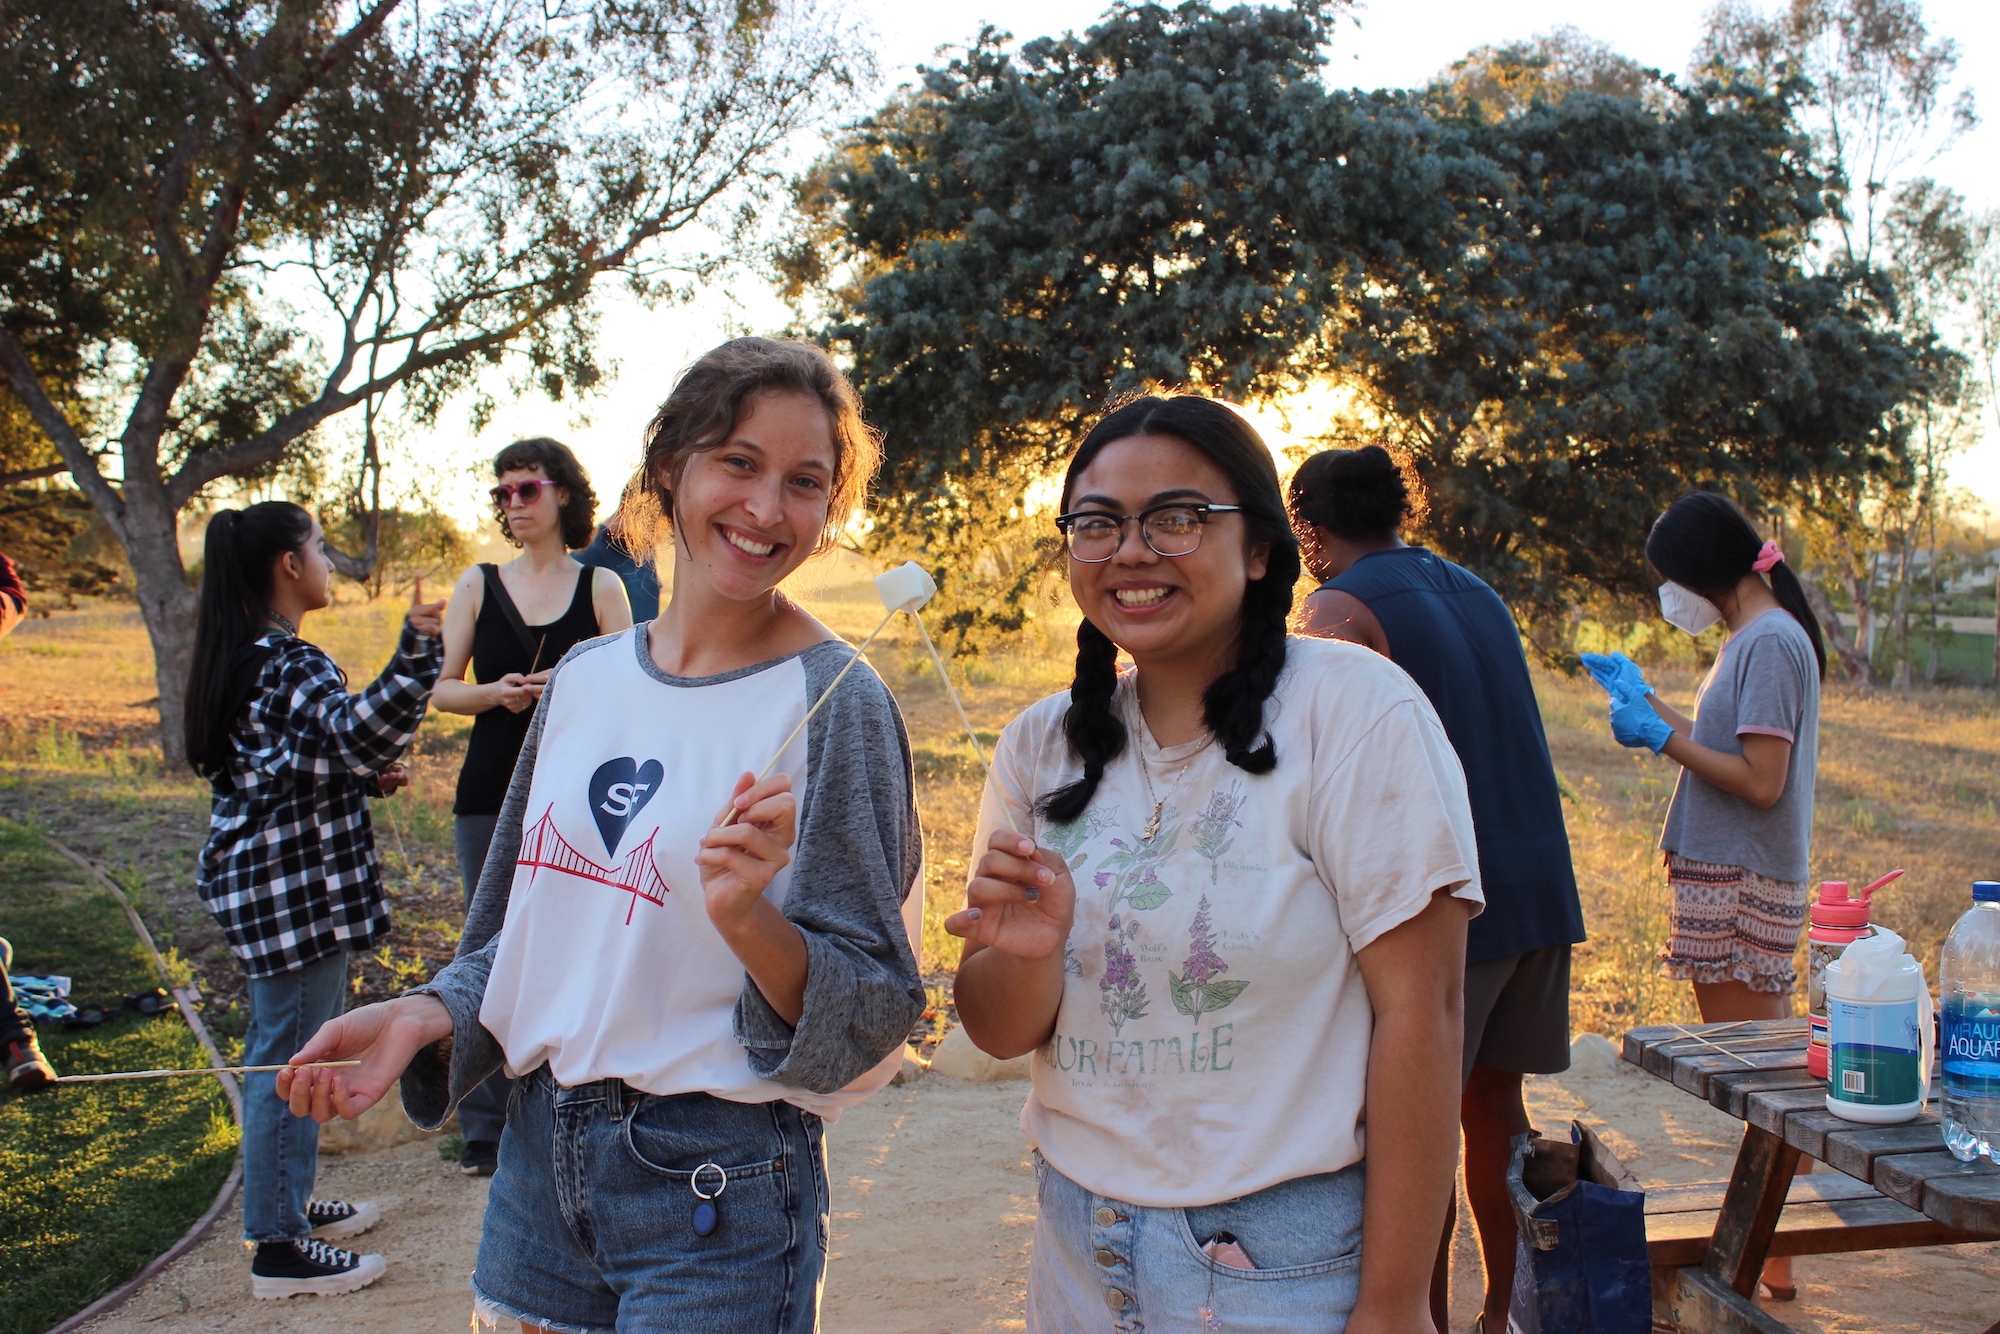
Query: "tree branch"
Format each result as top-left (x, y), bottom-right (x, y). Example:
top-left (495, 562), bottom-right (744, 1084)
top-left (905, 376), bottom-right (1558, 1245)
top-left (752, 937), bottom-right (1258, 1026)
top-left (0, 462), bottom-right (73, 486)
top-left (0, 326), bottom-right (128, 538)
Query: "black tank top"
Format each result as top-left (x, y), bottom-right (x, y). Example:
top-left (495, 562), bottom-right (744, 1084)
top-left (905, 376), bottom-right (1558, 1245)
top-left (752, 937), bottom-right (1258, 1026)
top-left (453, 564), bottom-right (600, 815)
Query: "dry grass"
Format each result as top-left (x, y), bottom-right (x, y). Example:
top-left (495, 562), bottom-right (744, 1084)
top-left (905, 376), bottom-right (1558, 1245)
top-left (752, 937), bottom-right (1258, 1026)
top-left (4, 582), bottom-right (1997, 1043)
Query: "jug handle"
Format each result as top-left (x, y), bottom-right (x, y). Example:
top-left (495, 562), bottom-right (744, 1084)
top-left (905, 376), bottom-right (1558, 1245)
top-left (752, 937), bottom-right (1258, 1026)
top-left (1919, 984), bottom-right (1934, 1112)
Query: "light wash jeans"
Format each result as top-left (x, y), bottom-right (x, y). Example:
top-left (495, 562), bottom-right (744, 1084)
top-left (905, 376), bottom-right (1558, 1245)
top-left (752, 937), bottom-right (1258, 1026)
top-left (453, 812), bottom-right (513, 1144)
top-left (242, 950), bottom-right (350, 1241)
top-left (471, 1067), bottom-right (828, 1333)
top-left (1027, 1152), bottom-right (1365, 1333)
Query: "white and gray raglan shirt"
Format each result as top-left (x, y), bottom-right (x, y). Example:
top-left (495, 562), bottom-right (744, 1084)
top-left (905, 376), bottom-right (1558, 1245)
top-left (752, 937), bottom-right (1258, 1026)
top-left (401, 628), bottom-right (925, 1126)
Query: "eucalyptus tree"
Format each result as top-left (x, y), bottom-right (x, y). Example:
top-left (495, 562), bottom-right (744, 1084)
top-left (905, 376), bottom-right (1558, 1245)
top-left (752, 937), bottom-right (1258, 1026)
top-left (0, 0), bottom-right (861, 758)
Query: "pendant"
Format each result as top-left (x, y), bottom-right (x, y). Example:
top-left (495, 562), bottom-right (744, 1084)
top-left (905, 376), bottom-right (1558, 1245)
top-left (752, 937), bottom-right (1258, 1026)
top-left (691, 1162), bottom-right (727, 1238)
top-left (1142, 801), bottom-right (1164, 842)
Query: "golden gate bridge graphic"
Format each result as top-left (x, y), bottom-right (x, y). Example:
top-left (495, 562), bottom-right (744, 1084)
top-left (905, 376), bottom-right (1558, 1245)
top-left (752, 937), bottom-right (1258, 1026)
top-left (516, 804), bottom-right (673, 925)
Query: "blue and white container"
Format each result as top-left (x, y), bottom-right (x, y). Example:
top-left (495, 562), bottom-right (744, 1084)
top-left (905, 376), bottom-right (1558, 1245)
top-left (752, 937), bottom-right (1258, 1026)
top-left (1940, 881), bottom-right (2000, 1162)
top-left (1824, 926), bottom-right (1932, 1124)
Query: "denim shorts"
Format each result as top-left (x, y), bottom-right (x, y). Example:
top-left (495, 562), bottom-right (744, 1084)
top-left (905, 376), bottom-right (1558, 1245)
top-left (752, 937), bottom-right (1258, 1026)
top-left (1026, 1153), bottom-right (1365, 1333)
top-left (471, 1066), bottom-right (828, 1333)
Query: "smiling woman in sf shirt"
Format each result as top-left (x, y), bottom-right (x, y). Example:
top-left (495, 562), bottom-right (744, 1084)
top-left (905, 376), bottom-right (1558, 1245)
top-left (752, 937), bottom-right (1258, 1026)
top-left (277, 338), bottom-right (925, 1334)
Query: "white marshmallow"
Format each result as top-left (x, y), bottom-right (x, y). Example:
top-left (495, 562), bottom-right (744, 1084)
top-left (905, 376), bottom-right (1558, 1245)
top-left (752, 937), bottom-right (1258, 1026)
top-left (873, 561), bottom-right (937, 613)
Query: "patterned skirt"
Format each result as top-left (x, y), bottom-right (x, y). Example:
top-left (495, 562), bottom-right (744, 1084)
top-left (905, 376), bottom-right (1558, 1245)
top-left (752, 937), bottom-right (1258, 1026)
top-left (1660, 853), bottom-right (1809, 993)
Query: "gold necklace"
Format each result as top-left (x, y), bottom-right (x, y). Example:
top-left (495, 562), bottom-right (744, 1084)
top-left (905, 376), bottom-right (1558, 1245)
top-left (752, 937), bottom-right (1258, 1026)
top-left (1136, 734), bottom-right (1213, 841)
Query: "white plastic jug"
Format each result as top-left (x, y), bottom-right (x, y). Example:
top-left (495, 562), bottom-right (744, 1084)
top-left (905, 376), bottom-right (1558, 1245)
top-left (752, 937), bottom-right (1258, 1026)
top-left (1824, 926), bottom-right (1934, 1124)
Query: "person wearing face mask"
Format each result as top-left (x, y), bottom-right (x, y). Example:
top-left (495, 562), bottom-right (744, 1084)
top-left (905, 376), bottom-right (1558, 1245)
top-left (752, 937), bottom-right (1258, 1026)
top-left (1582, 492), bottom-right (1826, 1300)
top-left (276, 339), bottom-right (925, 1334)
top-left (433, 438), bottom-right (632, 1176)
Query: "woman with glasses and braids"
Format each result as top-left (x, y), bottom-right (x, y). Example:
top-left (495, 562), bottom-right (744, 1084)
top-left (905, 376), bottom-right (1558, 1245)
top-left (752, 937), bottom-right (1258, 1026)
top-left (433, 438), bottom-right (632, 1175)
top-left (949, 394), bottom-right (1483, 1334)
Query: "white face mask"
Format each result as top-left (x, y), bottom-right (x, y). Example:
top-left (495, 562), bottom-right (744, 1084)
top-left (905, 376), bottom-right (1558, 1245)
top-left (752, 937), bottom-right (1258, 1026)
top-left (1658, 581), bottom-right (1721, 636)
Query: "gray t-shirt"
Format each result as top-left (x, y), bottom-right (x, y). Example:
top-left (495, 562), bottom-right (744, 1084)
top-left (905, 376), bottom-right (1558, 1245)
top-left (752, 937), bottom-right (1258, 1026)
top-left (1659, 611), bottom-right (1820, 883)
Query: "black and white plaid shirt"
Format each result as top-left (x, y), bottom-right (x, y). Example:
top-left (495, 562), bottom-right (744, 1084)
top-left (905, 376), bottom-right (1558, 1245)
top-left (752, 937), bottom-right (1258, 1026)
top-left (196, 625), bottom-right (443, 978)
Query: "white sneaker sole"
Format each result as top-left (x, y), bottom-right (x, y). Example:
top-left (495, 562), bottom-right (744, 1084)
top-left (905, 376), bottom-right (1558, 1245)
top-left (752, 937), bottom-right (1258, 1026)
top-left (251, 1253), bottom-right (387, 1299)
top-left (308, 1200), bottom-right (381, 1241)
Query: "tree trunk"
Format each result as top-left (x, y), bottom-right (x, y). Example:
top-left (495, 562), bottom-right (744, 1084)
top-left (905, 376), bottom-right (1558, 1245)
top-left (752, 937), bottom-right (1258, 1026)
top-left (123, 485), bottom-right (198, 765)
top-left (1801, 577), bottom-right (1870, 685)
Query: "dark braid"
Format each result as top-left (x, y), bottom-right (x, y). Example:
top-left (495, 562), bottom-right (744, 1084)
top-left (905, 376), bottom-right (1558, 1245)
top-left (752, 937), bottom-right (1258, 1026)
top-left (1037, 618), bottom-right (1127, 823)
top-left (1035, 393), bottom-right (1300, 820)
top-left (1200, 538), bottom-right (1299, 773)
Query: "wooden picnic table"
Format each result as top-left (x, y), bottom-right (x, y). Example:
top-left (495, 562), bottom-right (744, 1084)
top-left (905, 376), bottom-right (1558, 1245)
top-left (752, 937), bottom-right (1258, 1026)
top-left (1622, 1018), bottom-right (2000, 1334)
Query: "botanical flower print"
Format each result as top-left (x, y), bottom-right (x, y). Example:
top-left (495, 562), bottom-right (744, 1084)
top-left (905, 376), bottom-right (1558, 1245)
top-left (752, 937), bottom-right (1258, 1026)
top-left (1190, 782), bottom-right (1246, 885)
top-left (1168, 893), bottom-right (1250, 1026)
top-left (1040, 807), bottom-right (1115, 876)
top-left (1099, 913), bottom-right (1150, 1032)
top-left (1094, 819), bottom-right (1181, 916)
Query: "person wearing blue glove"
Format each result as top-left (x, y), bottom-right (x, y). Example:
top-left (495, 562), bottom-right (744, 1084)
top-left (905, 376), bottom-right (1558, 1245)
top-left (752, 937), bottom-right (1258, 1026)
top-left (1611, 492), bottom-right (1828, 1302)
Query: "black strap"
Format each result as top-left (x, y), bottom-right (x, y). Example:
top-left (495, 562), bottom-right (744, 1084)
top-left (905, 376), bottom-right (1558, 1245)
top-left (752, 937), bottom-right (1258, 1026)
top-left (202, 640), bottom-right (278, 792)
top-left (479, 563), bottom-right (542, 666)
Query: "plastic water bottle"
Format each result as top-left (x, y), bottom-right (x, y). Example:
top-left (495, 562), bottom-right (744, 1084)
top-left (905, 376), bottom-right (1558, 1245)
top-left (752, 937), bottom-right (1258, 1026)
top-left (1940, 880), bottom-right (2000, 1162)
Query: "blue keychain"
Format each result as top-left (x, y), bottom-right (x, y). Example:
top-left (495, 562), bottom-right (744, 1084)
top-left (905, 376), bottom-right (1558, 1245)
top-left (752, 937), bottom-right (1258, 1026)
top-left (691, 1162), bottom-right (727, 1237)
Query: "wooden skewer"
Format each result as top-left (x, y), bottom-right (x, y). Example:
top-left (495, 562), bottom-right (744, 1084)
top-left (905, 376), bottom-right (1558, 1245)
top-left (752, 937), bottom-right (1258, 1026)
top-left (1665, 1022), bottom-right (1758, 1065)
top-left (53, 1060), bottom-right (362, 1085)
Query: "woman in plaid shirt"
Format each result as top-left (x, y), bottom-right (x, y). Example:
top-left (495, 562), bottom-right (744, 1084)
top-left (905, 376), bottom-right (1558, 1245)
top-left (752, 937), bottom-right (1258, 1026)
top-left (185, 500), bottom-right (445, 1299)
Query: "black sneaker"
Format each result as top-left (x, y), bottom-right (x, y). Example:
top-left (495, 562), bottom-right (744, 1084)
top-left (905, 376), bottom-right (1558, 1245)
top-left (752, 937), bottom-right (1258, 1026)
top-left (250, 1238), bottom-right (387, 1299)
top-left (306, 1198), bottom-right (381, 1241)
top-left (460, 1139), bottom-right (499, 1177)
top-left (5, 1035), bottom-right (55, 1091)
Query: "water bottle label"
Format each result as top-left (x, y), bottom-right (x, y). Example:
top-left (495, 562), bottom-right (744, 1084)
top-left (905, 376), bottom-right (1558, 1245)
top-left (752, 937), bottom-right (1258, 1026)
top-left (1829, 997), bottom-right (1922, 1105)
top-left (1941, 998), bottom-right (2000, 1099)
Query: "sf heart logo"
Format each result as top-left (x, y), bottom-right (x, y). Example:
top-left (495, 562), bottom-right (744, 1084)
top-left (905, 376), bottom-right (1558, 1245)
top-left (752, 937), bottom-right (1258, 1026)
top-left (588, 757), bottom-right (664, 857)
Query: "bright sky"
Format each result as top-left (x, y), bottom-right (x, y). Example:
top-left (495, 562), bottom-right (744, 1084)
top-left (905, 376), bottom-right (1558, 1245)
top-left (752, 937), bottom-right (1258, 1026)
top-left (465, 0), bottom-right (2000, 523)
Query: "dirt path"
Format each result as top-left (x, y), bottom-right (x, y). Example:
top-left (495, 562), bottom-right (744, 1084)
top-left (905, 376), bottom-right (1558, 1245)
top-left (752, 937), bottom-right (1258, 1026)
top-left (74, 1060), bottom-right (1999, 1334)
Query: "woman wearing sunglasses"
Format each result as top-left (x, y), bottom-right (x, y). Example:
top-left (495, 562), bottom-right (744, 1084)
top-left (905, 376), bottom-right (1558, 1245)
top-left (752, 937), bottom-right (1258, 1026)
top-left (432, 437), bottom-right (632, 1175)
top-left (951, 394), bottom-right (1481, 1333)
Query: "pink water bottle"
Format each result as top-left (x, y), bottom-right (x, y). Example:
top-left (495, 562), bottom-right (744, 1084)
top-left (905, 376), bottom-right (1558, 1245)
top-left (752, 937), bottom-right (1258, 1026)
top-left (1808, 869), bottom-right (1904, 1079)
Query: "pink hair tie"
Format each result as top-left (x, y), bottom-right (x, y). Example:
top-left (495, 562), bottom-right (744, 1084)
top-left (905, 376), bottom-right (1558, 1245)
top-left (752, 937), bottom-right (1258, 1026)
top-left (1752, 541), bottom-right (1783, 573)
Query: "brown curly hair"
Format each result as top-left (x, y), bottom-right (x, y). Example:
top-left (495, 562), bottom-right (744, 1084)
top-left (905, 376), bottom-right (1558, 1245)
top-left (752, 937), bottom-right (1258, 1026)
top-left (616, 338), bottom-right (879, 557)
top-left (493, 437), bottom-right (597, 550)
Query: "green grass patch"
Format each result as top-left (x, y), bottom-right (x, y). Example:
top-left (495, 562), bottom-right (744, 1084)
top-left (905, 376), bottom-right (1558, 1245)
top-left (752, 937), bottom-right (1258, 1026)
top-left (0, 820), bottom-right (236, 1334)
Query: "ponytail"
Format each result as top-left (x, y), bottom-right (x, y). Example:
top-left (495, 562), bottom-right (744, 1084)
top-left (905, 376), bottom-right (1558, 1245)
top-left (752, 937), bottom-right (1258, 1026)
top-left (1645, 492), bottom-right (1826, 680)
top-left (1036, 394), bottom-right (1299, 822)
top-left (184, 502), bottom-right (315, 773)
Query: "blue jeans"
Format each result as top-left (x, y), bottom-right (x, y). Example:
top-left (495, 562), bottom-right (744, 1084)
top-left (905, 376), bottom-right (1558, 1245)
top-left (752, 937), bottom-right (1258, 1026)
top-left (454, 812), bottom-right (513, 1143)
top-left (472, 1067), bottom-right (828, 1333)
top-left (242, 951), bottom-right (350, 1241)
top-left (1027, 1153), bottom-right (1365, 1333)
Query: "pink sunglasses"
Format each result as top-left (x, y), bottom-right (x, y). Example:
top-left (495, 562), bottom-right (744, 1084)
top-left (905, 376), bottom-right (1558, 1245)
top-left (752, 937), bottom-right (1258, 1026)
top-left (490, 480), bottom-right (551, 508)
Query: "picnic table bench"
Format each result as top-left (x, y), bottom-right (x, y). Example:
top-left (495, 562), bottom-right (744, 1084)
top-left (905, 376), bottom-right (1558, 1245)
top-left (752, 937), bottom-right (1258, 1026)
top-left (1622, 1018), bottom-right (2000, 1334)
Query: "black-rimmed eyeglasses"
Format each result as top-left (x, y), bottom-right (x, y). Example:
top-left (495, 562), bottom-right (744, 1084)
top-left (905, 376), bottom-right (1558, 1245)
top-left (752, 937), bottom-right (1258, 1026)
top-left (1054, 503), bottom-right (1244, 562)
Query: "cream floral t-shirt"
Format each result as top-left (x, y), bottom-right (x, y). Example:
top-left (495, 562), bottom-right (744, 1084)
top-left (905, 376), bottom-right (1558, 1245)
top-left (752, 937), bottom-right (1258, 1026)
top-left (975, 636), bottom-right (1482, 1207)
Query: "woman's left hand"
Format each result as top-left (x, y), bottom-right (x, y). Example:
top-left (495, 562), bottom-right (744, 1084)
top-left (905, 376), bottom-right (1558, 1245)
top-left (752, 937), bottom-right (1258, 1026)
top-left (375, 764), bottom-right (410, 796)
top-left (696, 772), bottom-right (798, 929)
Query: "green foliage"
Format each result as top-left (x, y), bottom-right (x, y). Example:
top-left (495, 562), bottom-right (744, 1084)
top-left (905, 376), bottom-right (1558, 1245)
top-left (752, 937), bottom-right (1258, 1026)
top-left (321, 506), bottom-right (475, 599)
top-left (793, 1), bottom-right (1930, 647)
top-left (0, 820), bottom-right (236, 1334)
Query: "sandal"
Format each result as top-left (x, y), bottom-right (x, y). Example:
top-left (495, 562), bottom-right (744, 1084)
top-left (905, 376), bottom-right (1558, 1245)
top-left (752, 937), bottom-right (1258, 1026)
top-left (62, 1004), bottom-right (110, 1029)
top-left (1761, 1280), bottom-right (1797, 1302)
top-left (124, 988), bottom-right (171, 1015)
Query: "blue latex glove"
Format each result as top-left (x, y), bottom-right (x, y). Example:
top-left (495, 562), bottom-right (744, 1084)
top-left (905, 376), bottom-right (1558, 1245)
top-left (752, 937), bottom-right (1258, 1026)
top-left (1580, 652), bottom-right (1655, 706)
top-left (1609, 693), bottom-right (1674, 753)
